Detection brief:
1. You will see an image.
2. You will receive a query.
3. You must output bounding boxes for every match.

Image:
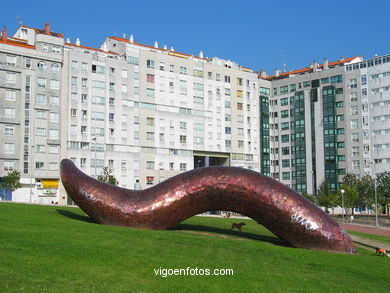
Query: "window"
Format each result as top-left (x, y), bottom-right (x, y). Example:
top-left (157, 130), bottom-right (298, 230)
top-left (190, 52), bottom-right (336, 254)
top-left (282, 159), bottom-right (290, 167)
top-left (180, 121), bottom-right (187, 129)
top-left (237, 102), bottom-right (243, 110)
top-left (336, 115), bottom-right (344, 121)
top-left (6, 72), bottom-right (16, 83)
top-left (282, 172), bottom-right (290, 180)
top-left (281, 110), bottom-right (289, 118)
top-left (36, 127), bottom-right (46, 136)
top-left (36, 94), bottom-right (46, 105)
top-left (147, 59), bottom-right (155, 68)
top-left (5, 90), bottom-right (16, 101)
top-left (281, 135), bottom-right (289, 143)
top-left (225, 127), bottom-right (231, 134)
top-left (351, 133), bottom-right (359, 142)
top-left (336, 101), bottom-right (344, 108)
top-left (147, 132), bottom-right (154, 141)
top-left (180, 163), bottom-right (187, 171)
top-left (51, 63), bottom-right (60, 73)
top-left (49, 129), bottom-right (59, 139)
top-left (4, 143), bottom-right (15, 154)
top-left (350, 105), bottom-right (358, 115)
top-left (25, 58), bottom-right (32, 68)
top-left (38, 61), bottom-right (47, 71)
top-left (281, 97), bottom-right (288, 106)
top-left (4, 126), bottom-right (14, 136)
top-left (350, 79), bottom-right (357, 89)
top-left (37, 77), bottom-right (48, 89)
top-left (321, 77), bottom-right (329, 84)
top-left (122, 70), bottom-right (127, 78)
top-left (82, 62), bottom-right (88, 71)
top-left (352, 160), bottom-right (360, 170)
top-left (351, 119), bottom-right (358, 129)
top-left (4, 161), bottom-right (14, 172)
top-left (352, 146), bottom-right (360, 156)
top-left (50, 112), bottom-right (59, 122)
top-left (5, 107), bottom-right (15, 119)
top-left (49, 146), bottom-right (59, 154)
top-left (147, 74), bottom-right (155, 83)
top-left (146, 161), bottom-right (155, 169)
top-left (180, 135), bottom-right (187, 143)
top-left (336, 128), bottom-right (344, 135)
top-left (71, 76), bottom-right (78, 85)
top-left (224, 75), bottom-right (231, 83)
top-left (146, 88), bottom-right (155, 97)
top-left (71, 61), bottom-right (78, 70)
top-left (330, 75), bottom-right (342, 84)
top-left (35, 162), bottom-right (44, 169)
top-left (50, 79), bottom-right (59, 90)
top-left (146, 117), bottom-right (155, 126)
top-left (282, 147), bottom-right (289, 155)
top-left (281, 122), bottom-right (289, 130)
top-left (109, 113), bottom-right (115, 122)
top-left (280, 85), bottom-right (288, 94)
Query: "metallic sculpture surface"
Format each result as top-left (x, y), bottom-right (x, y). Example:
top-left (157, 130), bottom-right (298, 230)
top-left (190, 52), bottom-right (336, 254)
top-left (60, 159), bottom-right (356, 254)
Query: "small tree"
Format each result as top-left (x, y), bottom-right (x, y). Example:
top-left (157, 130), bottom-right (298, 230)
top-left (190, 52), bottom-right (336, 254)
top-left (317, 180), bottom-right (338, 214)
top-left (97, 167), bottom-right (118, 186)
top-left (340, 173), bottom-right (360, 218)
top-left (358, 174), bottom-right (375, 217)
top-left (301, 191), bottom-right (315, 203)
top-left (0, 170), bottom-right (22, 201)
top-left (377, 171), bottom-right (390, 218)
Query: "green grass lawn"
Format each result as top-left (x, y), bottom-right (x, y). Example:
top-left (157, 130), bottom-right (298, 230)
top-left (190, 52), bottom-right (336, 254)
top-left (0, 203), bottom-right (389, 293)
top-left (348, 231), bottom-right (390, 244)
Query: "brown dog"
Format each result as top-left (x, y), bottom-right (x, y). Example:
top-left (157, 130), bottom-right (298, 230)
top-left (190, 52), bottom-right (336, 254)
top-left (231, 222), bottom-right (246, 231)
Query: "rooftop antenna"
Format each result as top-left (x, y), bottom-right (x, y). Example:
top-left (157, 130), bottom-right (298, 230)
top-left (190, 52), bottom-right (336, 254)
top-left (16, 16), bottom-right (23, 26)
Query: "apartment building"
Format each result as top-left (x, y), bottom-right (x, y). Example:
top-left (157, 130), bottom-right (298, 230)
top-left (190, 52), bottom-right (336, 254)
top-left (345, 55), bottom-right (390, 177)
top-left (266, 57), bottom-right (363, 194)
top-left (1, 22), bottom-right (390, 204)
top-left (0, 23), bottom-right (64, 203)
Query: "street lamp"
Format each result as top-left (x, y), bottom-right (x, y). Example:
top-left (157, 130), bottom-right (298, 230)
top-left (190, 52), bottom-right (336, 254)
top-left (92, 137), bottom-right (97, 178)
top-left (340, 189), bottom-right (345, 230)
top-left (370, 161), bottom-right (379, 228)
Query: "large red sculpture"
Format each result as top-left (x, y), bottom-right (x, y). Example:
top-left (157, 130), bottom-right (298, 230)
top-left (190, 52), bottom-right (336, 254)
top-left (60, 159), bottom-right (356, 254)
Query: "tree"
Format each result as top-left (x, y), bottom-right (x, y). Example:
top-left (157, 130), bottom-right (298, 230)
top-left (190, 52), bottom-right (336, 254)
top-left (97, 167), bottom-right (118, 186)
top-left (340, 173), bottom-right (361, 217)
top-left (377, 171), bottom-right (390, 218)
top-left (317, 180), bottom-right (338, 214)
top-left (0, 170), bottom-right (22, 201)
top-left (301, 191), bottom-right (315, 203)
top-left (357, 174), bottom-right (375, 217)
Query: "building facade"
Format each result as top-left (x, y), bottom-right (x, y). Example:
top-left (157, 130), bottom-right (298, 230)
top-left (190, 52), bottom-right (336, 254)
top-left (1, 22), bottom-right (390, 204)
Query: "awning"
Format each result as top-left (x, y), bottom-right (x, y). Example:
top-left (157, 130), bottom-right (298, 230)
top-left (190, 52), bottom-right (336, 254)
top-left (42, 179), bottom-right (59, 189)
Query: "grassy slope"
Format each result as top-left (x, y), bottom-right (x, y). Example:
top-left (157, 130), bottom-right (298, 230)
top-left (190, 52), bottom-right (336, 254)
top-left (0, 203), bottom-right (389, 293)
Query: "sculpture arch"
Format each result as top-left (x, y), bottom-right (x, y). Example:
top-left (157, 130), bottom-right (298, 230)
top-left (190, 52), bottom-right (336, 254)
top-left (60, 159), bottom-right (356, 254)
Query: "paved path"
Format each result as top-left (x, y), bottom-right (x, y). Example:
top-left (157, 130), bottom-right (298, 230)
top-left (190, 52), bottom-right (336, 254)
top-left (342, 223), bottom-right (390, 237)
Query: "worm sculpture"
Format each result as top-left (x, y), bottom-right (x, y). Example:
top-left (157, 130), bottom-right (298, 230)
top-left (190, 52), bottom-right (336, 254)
top-left (60, 159), bottom-right (356, 254)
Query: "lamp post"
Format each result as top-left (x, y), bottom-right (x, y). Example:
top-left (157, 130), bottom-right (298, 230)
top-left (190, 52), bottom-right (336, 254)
top-left (92, 137), bottom-right (97, 178)
top-left (374, 173), bottom-right (379, 228)
top-left (340, 189), bottom-right (345, 230)
top-left (370, 161), bottom-right (379, 228)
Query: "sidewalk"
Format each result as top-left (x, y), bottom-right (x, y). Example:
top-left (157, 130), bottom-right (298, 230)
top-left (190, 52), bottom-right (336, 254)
top-left (341, 222), bottom-right (390, 237)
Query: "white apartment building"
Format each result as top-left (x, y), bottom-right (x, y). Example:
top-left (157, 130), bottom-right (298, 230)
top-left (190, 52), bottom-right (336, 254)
top-left (0, 23), bottom-right (64, 203)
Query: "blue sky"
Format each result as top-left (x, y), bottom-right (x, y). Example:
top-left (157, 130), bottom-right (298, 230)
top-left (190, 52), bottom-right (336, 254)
top-left (1, 0), bottom-right (389, 74)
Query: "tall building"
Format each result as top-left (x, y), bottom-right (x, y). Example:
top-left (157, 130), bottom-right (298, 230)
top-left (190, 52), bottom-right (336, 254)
top-left (1, 22), bottom-right (390, 204)
top-left (0, 23), bottom-right (64, 202)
